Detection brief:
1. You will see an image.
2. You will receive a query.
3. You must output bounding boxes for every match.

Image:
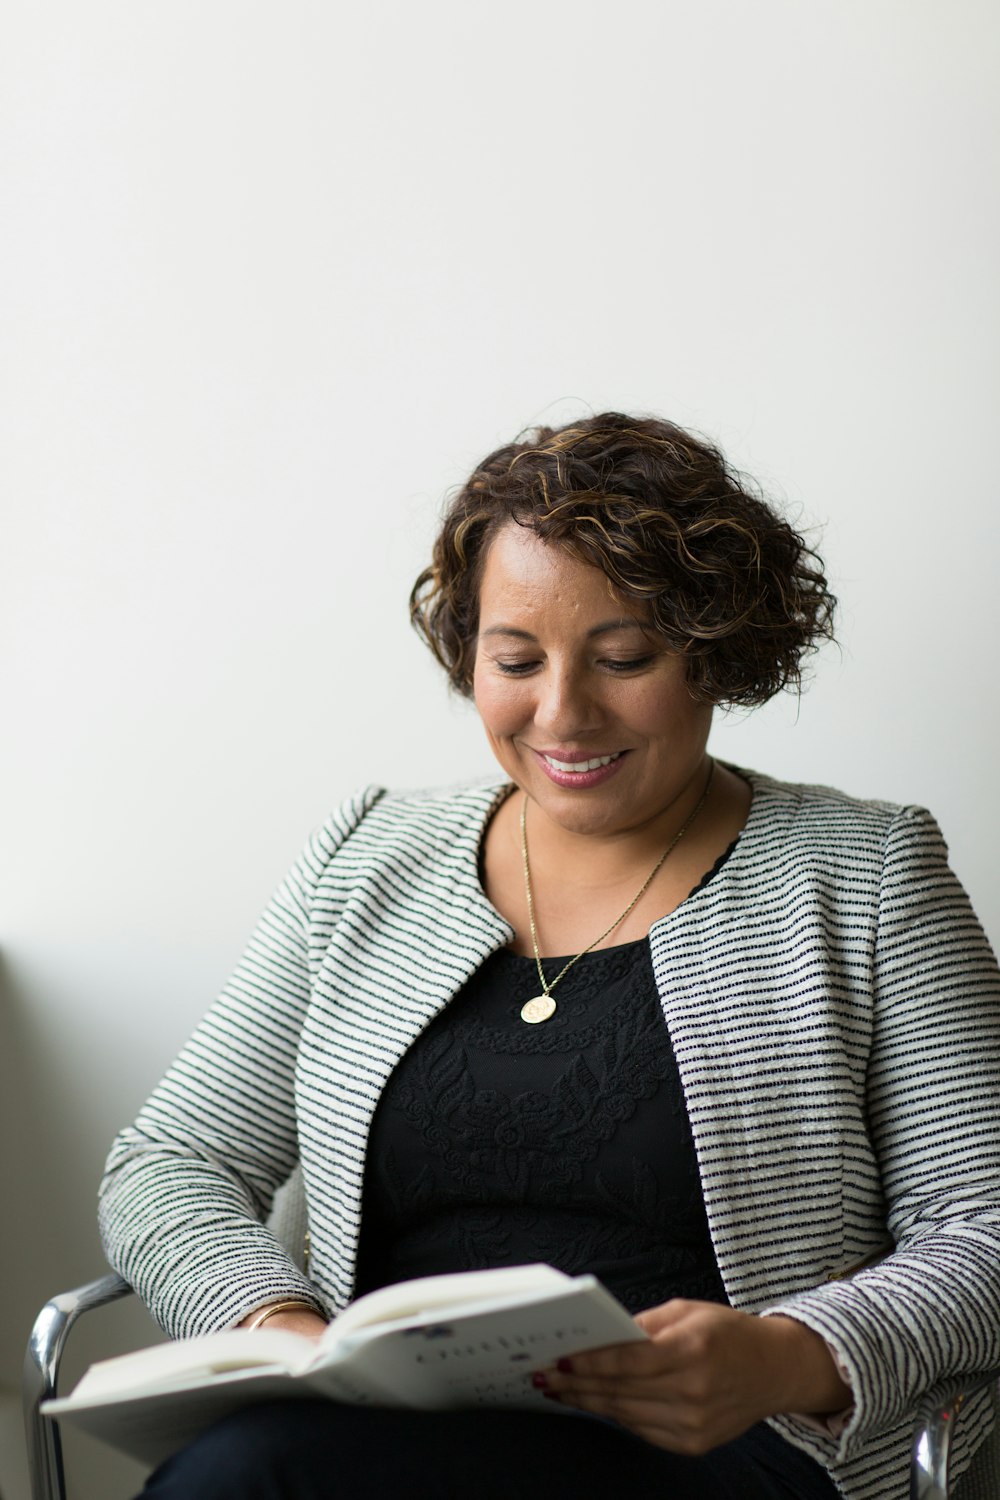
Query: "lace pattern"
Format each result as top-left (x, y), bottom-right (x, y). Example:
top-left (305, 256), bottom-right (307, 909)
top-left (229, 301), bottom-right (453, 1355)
top-left (355, 938), bottom-right (728, 1314)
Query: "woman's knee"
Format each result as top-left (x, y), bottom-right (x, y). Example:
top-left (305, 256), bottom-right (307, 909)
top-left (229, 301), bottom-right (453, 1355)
top-left (139, 1400), bottom-right (350, 1500)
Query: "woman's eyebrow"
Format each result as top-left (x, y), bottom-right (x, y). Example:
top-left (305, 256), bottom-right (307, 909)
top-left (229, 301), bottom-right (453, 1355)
top-left (480, 619), bottom-right (650, 642)
top-left (587, 619), bottom-right (651, 638)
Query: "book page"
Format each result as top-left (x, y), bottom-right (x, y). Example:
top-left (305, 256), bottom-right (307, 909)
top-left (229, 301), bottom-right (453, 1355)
top-left (314, 1277), bottom-right (644, 1407)
top-left (319, 1263), bottom-right (571, 1346)
top-left (68, 1328), bottom-right (315, 1402)
top-left (46, 1374), bottom-right (305, 1468)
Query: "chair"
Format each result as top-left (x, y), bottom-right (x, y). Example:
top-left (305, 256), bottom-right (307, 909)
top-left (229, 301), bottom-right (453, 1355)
top-left (24, 1165), bottom-right (309, 1500)
top-left (23, 1170), bottom-right (1000, 1500)
top-left (912, 1379), bottom-right (1000, 1500)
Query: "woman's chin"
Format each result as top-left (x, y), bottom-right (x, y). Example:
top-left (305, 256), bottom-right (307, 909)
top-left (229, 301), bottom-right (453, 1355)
top-left (522, 779), bottom-right (646, 841)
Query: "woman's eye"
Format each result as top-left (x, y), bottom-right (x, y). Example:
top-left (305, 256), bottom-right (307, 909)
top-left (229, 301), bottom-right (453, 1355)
top-left (602, 655), bottom-right (656, 673)
top-left (494, 659), bottom-right (539, 675)
top-left (491, 655), bottom-right (656, 675)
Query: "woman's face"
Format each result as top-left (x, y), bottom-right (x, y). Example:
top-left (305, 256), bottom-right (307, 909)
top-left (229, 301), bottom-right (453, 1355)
top-left (472, 523), bottom-right (713, 840)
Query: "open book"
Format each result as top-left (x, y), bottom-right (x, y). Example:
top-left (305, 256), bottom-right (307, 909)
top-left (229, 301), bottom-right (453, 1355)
top-left (44, 1263), bottom-right (645, 1467)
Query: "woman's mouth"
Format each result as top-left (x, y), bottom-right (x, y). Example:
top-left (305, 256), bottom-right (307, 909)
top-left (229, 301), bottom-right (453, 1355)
top-left (544, 752), bottom-right (621, 772)
top-left (530, 749), bottom-right (628, 789)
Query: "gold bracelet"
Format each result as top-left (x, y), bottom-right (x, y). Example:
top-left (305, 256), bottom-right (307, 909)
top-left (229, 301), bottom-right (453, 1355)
top-left (246, 1299), bottom-right (319, 1331)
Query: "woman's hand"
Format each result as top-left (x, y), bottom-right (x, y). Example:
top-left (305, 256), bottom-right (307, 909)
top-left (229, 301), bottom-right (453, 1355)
top-left (237, 1302), bottom-right (329, 1340)
top-left (535, 1300), bottom-right (851, 1455)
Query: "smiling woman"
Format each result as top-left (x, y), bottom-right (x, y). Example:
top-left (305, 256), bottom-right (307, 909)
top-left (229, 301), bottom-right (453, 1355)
top-left (471, 525), bottom-right (742, 957)
top-left (98, 413), bottom-right (1000, 1500)
top-left (410, 413), bottom-right (835, 707)
top-left (473, 526), bottom-right (715, 834)
top-left (473, 525), bottom-right (716, 840)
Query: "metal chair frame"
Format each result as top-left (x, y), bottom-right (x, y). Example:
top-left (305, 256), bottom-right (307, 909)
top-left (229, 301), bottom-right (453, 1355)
top-left (911, 1376), bottom-right (1000, 1500)
top-left (24, 1271), bottom-right (131, 1500)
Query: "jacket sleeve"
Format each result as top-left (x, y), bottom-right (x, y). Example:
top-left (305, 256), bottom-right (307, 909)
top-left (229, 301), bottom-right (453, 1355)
top-left (98, 787), bottom-right (383, 1338)
top-left (764, 804), bottom-right (1000, 1459)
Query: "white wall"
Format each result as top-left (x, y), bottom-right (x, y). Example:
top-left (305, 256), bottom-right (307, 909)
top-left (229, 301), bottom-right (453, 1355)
top-left (3, 3), bottom-right (999, 1494)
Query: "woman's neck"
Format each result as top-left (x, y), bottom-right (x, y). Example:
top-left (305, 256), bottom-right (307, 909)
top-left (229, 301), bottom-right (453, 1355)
top-left (481, 763), bottom-right (752, 958)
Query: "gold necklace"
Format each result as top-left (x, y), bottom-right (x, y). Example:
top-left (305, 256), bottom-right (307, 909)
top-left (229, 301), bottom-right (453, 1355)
top-left (518, 758), bottom-right (716, 1024)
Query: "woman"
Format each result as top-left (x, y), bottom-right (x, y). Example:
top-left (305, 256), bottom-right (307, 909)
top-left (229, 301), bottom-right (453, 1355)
top-left (100, 413), bottom-right (1000, 1500)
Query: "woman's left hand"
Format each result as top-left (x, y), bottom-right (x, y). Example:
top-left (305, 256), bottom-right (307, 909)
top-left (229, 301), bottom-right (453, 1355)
top-left (535, 1300), bottom-right (851, 1455)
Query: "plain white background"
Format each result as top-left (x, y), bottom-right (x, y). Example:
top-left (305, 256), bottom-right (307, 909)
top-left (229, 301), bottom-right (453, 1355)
top-left (3, 3), bottom-right (999, 1495)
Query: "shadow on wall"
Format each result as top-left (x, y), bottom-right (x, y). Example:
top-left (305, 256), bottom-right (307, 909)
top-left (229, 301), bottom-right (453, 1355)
top-left (0, 952), bottom-right (160, 1499)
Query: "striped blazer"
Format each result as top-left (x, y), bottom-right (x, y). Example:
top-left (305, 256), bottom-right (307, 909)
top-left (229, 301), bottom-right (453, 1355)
top-left (99, 769), bottom-right (1000, 1500)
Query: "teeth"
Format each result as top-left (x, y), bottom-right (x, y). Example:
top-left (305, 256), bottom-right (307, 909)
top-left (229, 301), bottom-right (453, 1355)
top-left (544, 753), bottom-right (621, 773)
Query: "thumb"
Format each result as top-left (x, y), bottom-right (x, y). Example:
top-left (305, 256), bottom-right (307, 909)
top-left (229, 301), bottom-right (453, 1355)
top-left (634, 1299), bottom-right (691, 1336)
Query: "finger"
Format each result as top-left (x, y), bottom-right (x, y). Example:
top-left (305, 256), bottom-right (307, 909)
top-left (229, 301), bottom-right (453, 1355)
top-left (550, 1389), bottom-right (748, 1457)
top-left (541, 1339), bottom-right (674, 1381)
top-left (634, 1299), bottom-right (693, 1336)
top-left (549, 1387), bottom-right (717, 1452)
top-left (539, 1368), bottom-right (680, 1398)
top-left (548, 1387), bottom-right (677, 1428)
top-left (543, 1361), bottom-right (729, 1412)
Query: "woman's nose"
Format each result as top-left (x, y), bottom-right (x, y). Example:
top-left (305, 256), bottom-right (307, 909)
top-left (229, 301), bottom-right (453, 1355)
top-left (533, 666), bottom-right (602, 740)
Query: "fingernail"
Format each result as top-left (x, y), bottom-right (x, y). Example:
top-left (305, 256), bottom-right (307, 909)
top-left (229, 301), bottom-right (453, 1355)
top-left (531, 1371), bottom-right (549, 1389)
top-left (556, 1357), bottom-right (574, 1374)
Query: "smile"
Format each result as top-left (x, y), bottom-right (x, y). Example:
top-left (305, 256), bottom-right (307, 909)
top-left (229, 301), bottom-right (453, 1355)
top-left (542, 752), bottom-right (623, 774)
top-left (529, 749), bottom-right (630, 790)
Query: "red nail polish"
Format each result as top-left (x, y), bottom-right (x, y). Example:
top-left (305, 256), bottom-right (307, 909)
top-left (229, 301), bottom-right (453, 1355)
top-left (556, 1357), bottom-right (574, 1374)
top-left (531, 1371), bottom-right (548, 1389)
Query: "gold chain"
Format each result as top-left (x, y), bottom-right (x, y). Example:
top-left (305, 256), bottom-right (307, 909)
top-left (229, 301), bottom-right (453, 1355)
top-left (520, 757), bottom-right (716, 1006)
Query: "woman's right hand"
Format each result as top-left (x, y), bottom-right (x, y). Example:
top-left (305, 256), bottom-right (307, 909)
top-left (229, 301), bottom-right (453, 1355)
top-left (537, 1300), bottom-right (851, 1454)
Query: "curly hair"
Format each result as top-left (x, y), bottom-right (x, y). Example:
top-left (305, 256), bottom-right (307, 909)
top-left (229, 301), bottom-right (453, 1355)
top-left (410, 412), bottom-right (836, 707)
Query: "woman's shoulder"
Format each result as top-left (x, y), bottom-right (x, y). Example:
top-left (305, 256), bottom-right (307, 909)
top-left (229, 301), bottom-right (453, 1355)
top-left (308, 777), bottom-right (508, 859)
top-left (345, 776), bottom-right (508, 822)
top-left (735, 766), bottom-right (947, 859)
top-left (742, 765), bottom-right (908, 818)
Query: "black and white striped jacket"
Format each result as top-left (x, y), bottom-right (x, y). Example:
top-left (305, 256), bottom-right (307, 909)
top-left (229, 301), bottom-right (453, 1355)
top-left (99, 770), bottom-right (1000, 1500)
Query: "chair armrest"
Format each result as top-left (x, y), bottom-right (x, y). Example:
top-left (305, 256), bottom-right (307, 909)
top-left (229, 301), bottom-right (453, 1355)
top-left (911, 1369), bottom-right (1000, 1500)
top-left (23, 1272), bottom-right (133, 1500)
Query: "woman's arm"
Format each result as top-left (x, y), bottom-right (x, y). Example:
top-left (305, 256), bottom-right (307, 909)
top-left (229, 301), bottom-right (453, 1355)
top-left (98, 787), bottom-right (383, 1338)
top-left (757, 805), bottom-right (1000, 1451)
top-left (547, 804), bottom-right (1000, 1458)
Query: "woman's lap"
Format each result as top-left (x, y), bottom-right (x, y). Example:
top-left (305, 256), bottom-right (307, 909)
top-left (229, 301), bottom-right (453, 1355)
top-left (137, 1400), bottom-right (838, 1500)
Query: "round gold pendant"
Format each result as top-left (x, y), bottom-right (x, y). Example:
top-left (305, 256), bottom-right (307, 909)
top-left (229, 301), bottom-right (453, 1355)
top-left (520, 994), bottom-right (556, 1024)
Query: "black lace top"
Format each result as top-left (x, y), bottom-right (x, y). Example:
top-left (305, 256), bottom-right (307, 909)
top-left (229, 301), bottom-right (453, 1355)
top-left (354, 851), bottom-right (735, 1315)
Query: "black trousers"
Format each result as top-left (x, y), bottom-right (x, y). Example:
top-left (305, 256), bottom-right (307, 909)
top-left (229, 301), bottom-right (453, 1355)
top-left (137, 1400), bottom-right (841, 1500)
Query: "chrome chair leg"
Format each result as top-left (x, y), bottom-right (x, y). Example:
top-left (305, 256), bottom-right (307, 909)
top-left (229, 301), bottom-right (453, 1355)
top-left (911, 1393), bottom-right (963, 1500)
top-left (23, 1273), bottom-right (132, 1500)
top-left (910, 1372), bottom-right (1000, 1500)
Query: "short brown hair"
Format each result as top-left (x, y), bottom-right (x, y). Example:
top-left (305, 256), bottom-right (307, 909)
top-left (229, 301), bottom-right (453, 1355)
top-left (410, 412), bottom-right (835, 706)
